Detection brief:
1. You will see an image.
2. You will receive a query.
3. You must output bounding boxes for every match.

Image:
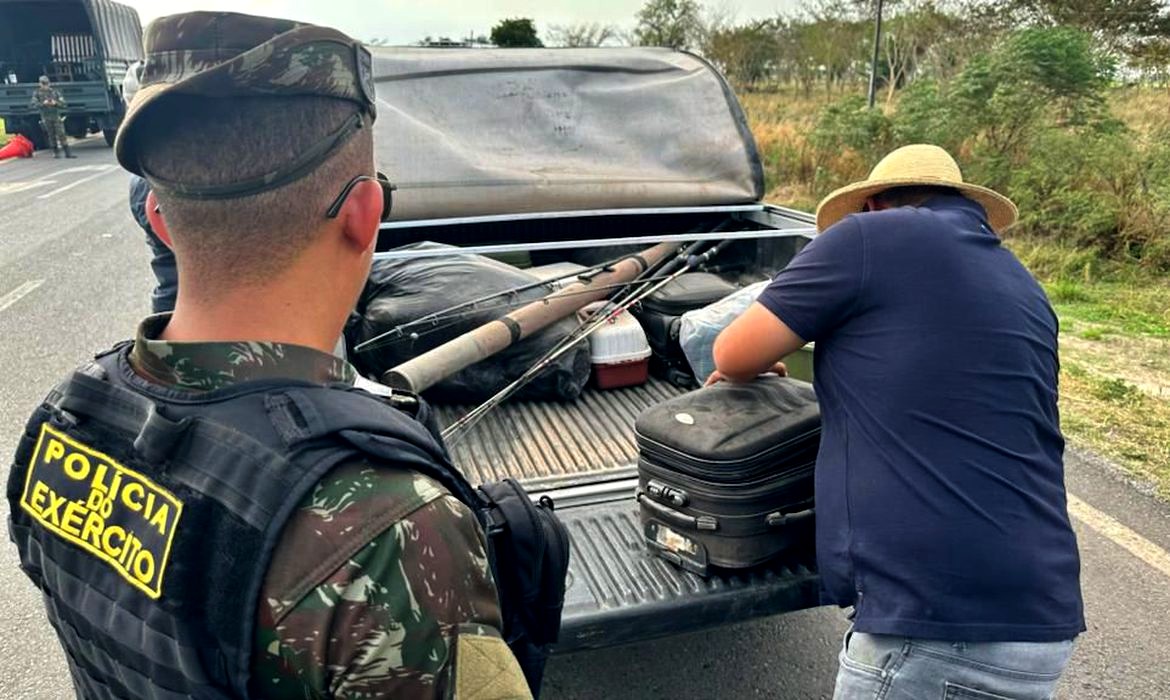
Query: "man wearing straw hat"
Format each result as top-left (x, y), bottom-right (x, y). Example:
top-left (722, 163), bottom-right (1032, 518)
top-left (710, 144), bottom-right (1084, 699)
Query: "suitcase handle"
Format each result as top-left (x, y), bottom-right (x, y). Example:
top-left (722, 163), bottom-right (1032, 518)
top-left (765, 508), bottom-right (815, 527)
top-left (637, 491), bottom-right (718, 531)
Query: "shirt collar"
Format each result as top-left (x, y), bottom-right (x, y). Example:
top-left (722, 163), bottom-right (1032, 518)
top-left (917, 193), bottom-right (990, 224)
top-left (129, 313), bottom-right (357, 392)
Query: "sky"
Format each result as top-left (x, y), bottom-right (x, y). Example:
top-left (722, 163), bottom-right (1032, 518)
top-left (121, 0), bottom-right (802, 46)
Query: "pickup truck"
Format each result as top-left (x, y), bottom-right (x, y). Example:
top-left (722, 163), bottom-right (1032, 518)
top-left (366, 47), bottom-right (823, 654)
top-left (0, 0), bottom-right (143, 147)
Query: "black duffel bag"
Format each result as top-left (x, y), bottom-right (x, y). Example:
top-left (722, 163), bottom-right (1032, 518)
top-left (349, 242), bottom-right (590, 402)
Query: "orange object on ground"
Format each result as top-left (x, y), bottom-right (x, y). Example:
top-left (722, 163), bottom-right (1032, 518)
top-left (0, 134), bottom-right (35, 159)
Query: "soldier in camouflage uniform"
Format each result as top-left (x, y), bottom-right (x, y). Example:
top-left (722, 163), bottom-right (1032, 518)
top-left (9, 11), bottom-right (531, 700)
top-left (30, 75), bottom-right (75, 158)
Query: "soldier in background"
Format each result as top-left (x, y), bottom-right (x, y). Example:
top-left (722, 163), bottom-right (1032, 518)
top-left (8, 11), bottom-right (530, 699)
top-left (29, 75), bottom-right (75, 158)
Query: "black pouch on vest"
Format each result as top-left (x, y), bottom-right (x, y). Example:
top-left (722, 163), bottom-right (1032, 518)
top-left (478, 479), bottom-right (570, 694)
top-left (632, 272), bottom-right (738, 387)
top-left (634, 376), bottom-right (820, 576)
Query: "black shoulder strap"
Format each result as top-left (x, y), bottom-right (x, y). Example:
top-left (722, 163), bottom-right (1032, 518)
top-left (262, 386), bottom-right (485, 513)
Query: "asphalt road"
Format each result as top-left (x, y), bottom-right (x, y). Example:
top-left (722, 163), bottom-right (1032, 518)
top-left (1, 139), bottom-right (1169, 699)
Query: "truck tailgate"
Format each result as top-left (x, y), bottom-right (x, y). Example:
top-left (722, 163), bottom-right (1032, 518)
top-left (550, 495), bottom-right (819, 652)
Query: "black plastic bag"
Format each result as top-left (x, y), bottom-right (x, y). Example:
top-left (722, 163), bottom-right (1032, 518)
top-left (349, 243), bottom-right (590, 403)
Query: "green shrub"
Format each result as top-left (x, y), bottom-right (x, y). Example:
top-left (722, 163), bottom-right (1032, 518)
top-left (890, 80), bottom-right (959, 151)
top-left (1045, 279), bottom-right (1094, 303)
top-left (810, 95), bottom-right (892, 160)
top-left (1008, 238), bottom-right (1105, 281)
top-left (1008, 129), bottom-right (1126, 251)
top-left (1091, 376), bottom-right (1143, 404)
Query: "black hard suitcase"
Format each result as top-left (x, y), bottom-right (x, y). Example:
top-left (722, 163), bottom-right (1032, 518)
top-left (635, 376), bottom-right (820, 575)
top-left (633, 272), bottom-right (738, 387)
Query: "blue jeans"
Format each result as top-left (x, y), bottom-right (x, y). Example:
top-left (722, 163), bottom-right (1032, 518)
top-left (834, 629), bottom-right (1075, 700)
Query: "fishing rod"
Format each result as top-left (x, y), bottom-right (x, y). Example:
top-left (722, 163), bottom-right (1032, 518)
top-left (442, 238), bottom-right (734, 443)
top-left (446, 229), bottom-right (722, 335)
top-left (354, 254), bottom-right (634, 353)
top-left (383, 240), bottom-right (684, 395)
top-left (434, 235), bottom-right (722, 432)
top-left (355, 274), bottom-right (704, 352)
top-left (566, 227), bottom-right (724, 335)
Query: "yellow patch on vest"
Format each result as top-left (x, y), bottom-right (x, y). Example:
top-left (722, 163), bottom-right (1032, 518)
top-left (454, 632), bottom-right (532, 700)
top-left (20, 423), bottom-right (183, 599)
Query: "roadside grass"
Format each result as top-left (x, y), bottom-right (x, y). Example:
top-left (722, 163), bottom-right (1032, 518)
top-left (1059, 360), bottom-right (1170, 500)
top-left (1007, 245), bottom-right (1170, 497)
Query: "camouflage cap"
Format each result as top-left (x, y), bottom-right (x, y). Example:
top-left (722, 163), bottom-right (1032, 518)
top-left (115, 11), bottom-right (377, 186)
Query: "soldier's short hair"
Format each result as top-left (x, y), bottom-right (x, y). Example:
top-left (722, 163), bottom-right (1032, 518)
top-left (136, 95), bottom-right (373, 287)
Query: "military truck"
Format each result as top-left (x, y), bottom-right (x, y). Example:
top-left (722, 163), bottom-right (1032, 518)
top-left (367, 47), bottom-right (824, 653)
top-left (0, 0), bottom-right (143, 148)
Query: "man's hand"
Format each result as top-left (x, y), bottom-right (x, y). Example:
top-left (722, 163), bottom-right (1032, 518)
top-left (704, 369), bottom-right (731, 386)
top-left (705, 362), bottom-right (788, 386)
top-left (711, 301), bottom-right (806, 383)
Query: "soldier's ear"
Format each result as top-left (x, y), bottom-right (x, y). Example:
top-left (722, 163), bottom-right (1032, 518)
top-left (337, 179), bottom-right (381, 254)
top-left (145, 190), bottom-right (173, 249)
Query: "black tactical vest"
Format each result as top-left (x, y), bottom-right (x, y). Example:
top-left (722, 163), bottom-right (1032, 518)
top-left (6, 344), bottom-right (487, 699)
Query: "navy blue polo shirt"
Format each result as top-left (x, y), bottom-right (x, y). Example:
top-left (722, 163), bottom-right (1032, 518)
top-left (758, 195), bottom-right (1084, 642)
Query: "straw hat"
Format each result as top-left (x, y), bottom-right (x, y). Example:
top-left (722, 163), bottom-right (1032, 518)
top-left (814, 144), bottom-right (1017, 233)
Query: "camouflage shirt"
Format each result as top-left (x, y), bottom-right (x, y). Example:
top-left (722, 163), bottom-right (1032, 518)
top-left (30, 86), bottom-right (65, 116)
top-left (129, 314), bottom-right (531, 699)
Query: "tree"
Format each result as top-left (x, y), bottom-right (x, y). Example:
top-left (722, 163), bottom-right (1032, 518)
top-left (547, 22), bottom-right (618, 47)
top-left (877, 0), bottom-right (964, 102)
top-left (704, 20), bottom-right (782, 87)
top-left (491, 18), bottom-right (544, 48)
top-left (633, 0), bottom-right (704, 50)
top-left (993, 0), bottom-right (1170, 57)
top-left (800, 0), bottom-right (869, 94)
top-left (946, 26), bottom-right (1116, 177)
top-left (1129, 36), bottom-right (1170, 83)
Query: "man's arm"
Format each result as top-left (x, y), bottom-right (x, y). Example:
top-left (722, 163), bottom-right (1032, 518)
top-left (709, 217), bottom-right (865, 384)
top-left (254, 465), bottom-right (530, 699)
top-left (710, 303), bottom-right (806, 383)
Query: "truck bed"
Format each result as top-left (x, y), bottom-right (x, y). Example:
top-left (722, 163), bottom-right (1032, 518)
top-left (386, 203), bottom-right (822, 650)
top-left (435, 377), bottom-right (686, 487)
top-left (436, 374), bottom-right (822, 651)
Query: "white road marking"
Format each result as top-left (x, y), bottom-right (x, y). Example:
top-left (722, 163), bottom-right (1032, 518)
top-left (1068, 492), bottom-right (1170, 579)
top-left (36, 165), bottom-right (114, 199)
top-left (0, 180), bottom-right (56, 195)
top-left (0, 279), bottom-right (44, 313)
top-left (51, 165), bottom-right (111, 175)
